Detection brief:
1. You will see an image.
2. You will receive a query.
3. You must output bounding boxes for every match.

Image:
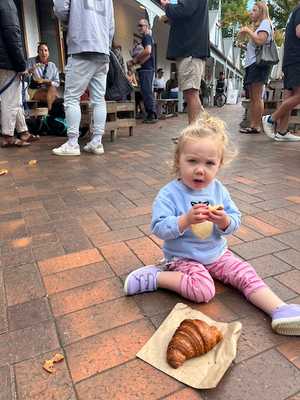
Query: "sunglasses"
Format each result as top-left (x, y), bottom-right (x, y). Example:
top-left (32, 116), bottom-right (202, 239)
top-left (138, 24), bottom-right (145, 27)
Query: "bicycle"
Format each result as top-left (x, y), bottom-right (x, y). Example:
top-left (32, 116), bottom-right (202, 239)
top-left (214, 91), bottom-right (227, 108)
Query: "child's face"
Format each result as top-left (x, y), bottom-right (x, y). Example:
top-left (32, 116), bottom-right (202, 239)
top-left (178, 138), bottom-right (222, 190)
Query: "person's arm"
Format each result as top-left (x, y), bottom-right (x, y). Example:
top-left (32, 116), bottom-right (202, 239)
top-left (162, 0), bottom-right (199, 20)
top-left (0, 4), bottom-right (26, 72)
top-left (134, 36), bottom-right (152, 65)
top-left (239, 26), bottom-right (268, 46)
top-left (296, 24), bottom-right (300, 38)
top-left (50, 63), bottom-right (60, 87)
top-left (211, 188), bottom-right (241, 236)
top-left (53, 0), bottom-right (70, 22)
top-left (151, 195), bottom-right (184, 240)
top-left (109, 2), bottom-right (115, 47)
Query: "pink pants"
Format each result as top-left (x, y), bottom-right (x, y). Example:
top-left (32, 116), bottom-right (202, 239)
top-left (166, 250), bottom-right (267, 303)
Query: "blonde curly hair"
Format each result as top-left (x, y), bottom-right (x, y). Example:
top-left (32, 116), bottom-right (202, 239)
top-left (173, 113), bottom-right (237, 177)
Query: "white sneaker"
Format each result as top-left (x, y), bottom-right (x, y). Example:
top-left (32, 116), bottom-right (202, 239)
top-left (52, 142), bottom-right (80, 156)
top-left (274, 132), bottom-right (300, 142)
top-left (262, 115), bottom-right (275, 139)
top-left (83, 142), bottom-right (104, 155)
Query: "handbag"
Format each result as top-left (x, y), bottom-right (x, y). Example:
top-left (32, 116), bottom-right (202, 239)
top-left (256, 38), bottom-right (279, 67)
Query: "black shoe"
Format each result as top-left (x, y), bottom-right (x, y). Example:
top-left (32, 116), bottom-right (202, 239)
top-left (143, 113), bottom-right (158, 124)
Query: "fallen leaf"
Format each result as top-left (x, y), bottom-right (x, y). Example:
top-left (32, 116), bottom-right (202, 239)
top-left (28, 160), bottom-right (37, 166)
top-left (43, 359), bottom-right (55, 373)
top-left (52, 353), bottom-right (64, 363)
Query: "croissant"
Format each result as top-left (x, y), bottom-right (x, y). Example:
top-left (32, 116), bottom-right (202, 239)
top-left (191, 205), bottom-right (224, 240)
top-left (167, 319), bottom-right (223, 368)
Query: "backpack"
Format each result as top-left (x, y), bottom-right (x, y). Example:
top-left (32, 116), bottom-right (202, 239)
top-left (41, 115), bottom-right (68, 136)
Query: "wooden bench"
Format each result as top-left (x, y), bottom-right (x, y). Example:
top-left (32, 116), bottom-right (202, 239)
top-left (157, 99), bottom-right (178, 119)
top-left (26, 100), bottom-right (48, 118)
top-left (116, 101), bottom-right (136, 137)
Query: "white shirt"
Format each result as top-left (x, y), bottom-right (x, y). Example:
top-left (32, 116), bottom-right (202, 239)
top-left (244, 19), bottom-right (272, 68)
top-left (154, 77), bottom-right (166, 90)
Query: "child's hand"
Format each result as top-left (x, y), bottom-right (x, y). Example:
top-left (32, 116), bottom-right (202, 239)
top-left (179, 204), bottom-right (210, 232)
top-left (207, 208), bottom-right (230, 231)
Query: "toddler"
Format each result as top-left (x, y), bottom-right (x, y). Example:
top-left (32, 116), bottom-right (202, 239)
top-left (124, 115), bottom-right (300, 336)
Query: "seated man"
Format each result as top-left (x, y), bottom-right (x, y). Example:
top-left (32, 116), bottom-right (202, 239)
top-left (154, 68), bottom-right (166, 98)
top-left (27, 42), bottom-right (59, 110)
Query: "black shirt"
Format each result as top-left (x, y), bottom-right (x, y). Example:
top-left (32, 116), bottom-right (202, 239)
top-left (283, 5), bottom-right (300, 67)
top-left (140, 33), bottom-right (154, 70)
top-left (165, 0), bottom-right (210, 60)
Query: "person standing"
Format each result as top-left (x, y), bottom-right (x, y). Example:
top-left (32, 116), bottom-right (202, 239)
top-left (239, 2), bottom-right (274, 135)
top-left (0, 0), bottom-right (37, 147)
top-left (160, 0), bottom-right (209, 124)
top-left (132, 19), bottom-right (157, 124)
top-left (262, 2), bottom-right (300, 142)
top-left (53, 0), bottom-right (114, 156)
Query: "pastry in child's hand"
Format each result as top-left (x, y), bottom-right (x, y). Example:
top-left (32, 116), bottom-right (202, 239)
top-left (191, 205), bottom-right (224, 240)
top-left (167, 319), bottom-right (223, 369)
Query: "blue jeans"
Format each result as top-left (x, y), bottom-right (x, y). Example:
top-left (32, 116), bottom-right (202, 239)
top-left (64, 54), bottom-right (109, 142)
top-left (138, 69), bottom-right (156, 116)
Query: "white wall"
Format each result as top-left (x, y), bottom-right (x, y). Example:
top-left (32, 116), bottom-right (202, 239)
top-left (113, 0), bottom-right (172, 79)
top-left (22, 0), bottom-right (40, 57)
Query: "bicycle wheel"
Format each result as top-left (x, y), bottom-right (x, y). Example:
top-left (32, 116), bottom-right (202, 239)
top-left (215, 94), bottom-right (226, 107)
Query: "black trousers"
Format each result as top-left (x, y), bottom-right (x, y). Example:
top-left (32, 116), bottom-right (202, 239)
top-left (138, 69), bottom-right (156, 115)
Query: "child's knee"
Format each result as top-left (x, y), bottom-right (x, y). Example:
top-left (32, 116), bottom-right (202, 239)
top-left (185, 274), bottom-right (216, 303)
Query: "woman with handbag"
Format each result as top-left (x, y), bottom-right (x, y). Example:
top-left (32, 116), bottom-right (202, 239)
top-left (239, 2), bottom-right (273, 134)
top-left (27, 42), bottom-right (60, 111)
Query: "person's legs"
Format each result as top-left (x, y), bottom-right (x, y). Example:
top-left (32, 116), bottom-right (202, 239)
top-left (138, 69), bottom-right (156, 121)
top-left (124, 259), bottom-right (216, 304)
top-left (249, 82), bottom-right (263, 131)
top-left (184, 88), bottom-right (204, 124)
top-left (177, 57), bottom-right (205, 124)
top-left (0, 70), bottom-right (21, 140)
top-left (275, 89), bottom-right (292, 133)
top-left (208, 250), bottom-right (300, 335)
top-left (53, 55), bottom-right (96, 155)
top-left (46, 86), bottom-right (59, 110)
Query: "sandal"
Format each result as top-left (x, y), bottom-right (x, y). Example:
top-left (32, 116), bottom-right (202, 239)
top-left (240, 127), bottom-right (261, 134)
top-left (1, 138), bottom-right (31, 148)
top-left (19, 132), bottom-right (40, 142)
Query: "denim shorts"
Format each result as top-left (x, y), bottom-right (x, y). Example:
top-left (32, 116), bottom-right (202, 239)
top-left (244, 63), bottom-right (271, 87)
top-left (283, 64), bottom-right (300, 90)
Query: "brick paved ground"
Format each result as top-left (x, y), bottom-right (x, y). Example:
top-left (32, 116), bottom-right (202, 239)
top-left (0, 104), bottom-right (300, 400)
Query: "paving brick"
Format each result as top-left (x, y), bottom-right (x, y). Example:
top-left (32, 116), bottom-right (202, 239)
top-left (0, 321), bottom-right (59, 366)
top-left (275, 249), bottom-right (300, 269)
top-left (250, 254), bottom-right (293, 278)
top-left (233, 225), bottom-right (263, 242)
top-left (275, 230), bottom-right (300, 250)
top-left (231, 237), bottom-right (288, 260)
top-left (43, 261), bottom-right (113, 294)
top-left (33, 242), bottom-right (65, 262)
top-left (0, 271), bottom-right (7, 334)
top-left (0, 365), bottom-right (12, 400)
top-left (7, 298), bottom-right (51, 331)
top-left (243, 215), bottom-right (282, 236)
top-left (251, 211), bottom-right (298, 233)
top-left (90, 227), bottom-right (144, 247)
top-left (75, 359), bottom-right (182, 400)
top-left (201, 350), bottom-right (300, 400)
top-left (65, 319), bottom-right (155, 382)
top-left (57, 297), bottom-right (143, 345)
top-left (4, 263), bottom-right (45, 306)
top-left (0, 219), bottom-right (27, 241)
top-left (107, 214), bottom-right (151, 230)
top-left (1, 248), bottom-right (34, 268)
top-left (164, 388), bottom-right (203, 399)
top-left (274, 270), bottom-right (300, 295)
top-left (50, 276), bottom-right (123, 317)
top-left (15, 350), bottom-right (76, 400)
top-left (126, 237), bottom-right (163, 265)
top-left (100, 242), bottom-right (142, 275)
top-left (264, 277), bottom-right (298, 301)
top-left (277, 341), bottom-right (300, 369)
top-left (38, 248), bottom-right (102, 276)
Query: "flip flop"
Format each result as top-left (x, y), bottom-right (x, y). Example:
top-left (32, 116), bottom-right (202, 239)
top-left (1, 138), bottom-right (31, 148)
top-left (240, 127), bottom-right (261, 134)
top-left (20, 133), bottom-right (40, 142)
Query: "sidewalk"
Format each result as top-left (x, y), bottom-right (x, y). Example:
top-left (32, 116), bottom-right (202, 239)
top-left (0, 104), bottom-right (300, 400)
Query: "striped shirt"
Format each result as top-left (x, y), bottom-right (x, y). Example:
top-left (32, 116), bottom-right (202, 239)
top-left (27, 57), bottom-right (60, 88)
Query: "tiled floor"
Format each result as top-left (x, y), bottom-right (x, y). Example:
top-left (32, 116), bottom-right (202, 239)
top-left (0, 104), bottom-right (300, 399)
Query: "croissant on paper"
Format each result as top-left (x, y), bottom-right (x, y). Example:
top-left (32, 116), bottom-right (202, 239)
top-left (166, 319), bottom-right (223, 369)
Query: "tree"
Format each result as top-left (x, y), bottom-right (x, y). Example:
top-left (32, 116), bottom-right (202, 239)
top-left (268, 0), bottom-right (299, 29)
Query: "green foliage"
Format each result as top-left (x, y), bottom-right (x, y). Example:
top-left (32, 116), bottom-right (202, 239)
top-left (220, 0), bottom-right (250, 37)
top-left (268, 0), bottom-right (299, 29)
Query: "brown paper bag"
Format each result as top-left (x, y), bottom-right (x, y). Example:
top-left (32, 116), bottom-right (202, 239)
top-left (136, 303), bottom-right (242, 389)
